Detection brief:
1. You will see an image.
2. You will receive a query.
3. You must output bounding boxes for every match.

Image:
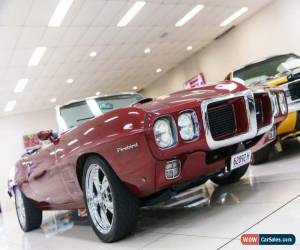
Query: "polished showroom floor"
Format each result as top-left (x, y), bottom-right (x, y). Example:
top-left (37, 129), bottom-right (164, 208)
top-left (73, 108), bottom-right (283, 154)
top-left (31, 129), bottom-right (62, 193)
top-left (1, 139), bottom-right (300, 250)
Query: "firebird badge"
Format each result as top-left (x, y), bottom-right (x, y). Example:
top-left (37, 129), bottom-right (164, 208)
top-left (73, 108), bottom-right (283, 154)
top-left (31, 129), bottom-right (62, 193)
top-left (116, 142), bottom-right (139, 153)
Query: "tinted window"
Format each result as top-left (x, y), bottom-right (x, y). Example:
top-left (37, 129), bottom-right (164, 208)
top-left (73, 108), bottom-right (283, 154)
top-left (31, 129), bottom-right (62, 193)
top-left (233, 54), bottom-right (300, 86)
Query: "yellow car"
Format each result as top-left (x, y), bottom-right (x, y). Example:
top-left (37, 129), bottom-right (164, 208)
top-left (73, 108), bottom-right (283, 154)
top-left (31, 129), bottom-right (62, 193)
top-left (226, 53), bottom-right (300, 163)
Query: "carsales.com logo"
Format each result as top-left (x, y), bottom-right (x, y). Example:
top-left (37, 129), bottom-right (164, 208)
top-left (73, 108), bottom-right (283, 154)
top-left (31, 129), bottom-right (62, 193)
top-left (241, 234), bottom-right (296, 245)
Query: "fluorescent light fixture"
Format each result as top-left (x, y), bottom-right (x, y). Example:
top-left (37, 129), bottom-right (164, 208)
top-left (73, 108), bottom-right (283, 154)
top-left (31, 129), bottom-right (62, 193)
top-left (156, 68), bottom-right (162, 73)
top-left (67, 78), bottom-right (74, 84)
top-left (4, 100), bottom-right (16, 112)
top-left (133, 86), bottom-right (138, 90)
top-left (117, 1), bottom-right (146, 27)
top-left (14, 78), bottom-right (28, 93)
top-left (86, 99), bottom-right (102, 116)
top-left (89, 51), bottom-right (97, 57)
top-left (51, 98), bottom-right (57, 103)
top-left (28, 47), bottom-right (47, 66)
top-left (187, 46), bottom-right (193, 51)
top-left (175, 4), bottom-right (204, 27)
top-left (144, 48), bottom-right (151, 54)
top-left (96, 91), bottom-right (101, 96)
top-left (48, 0), bottom-right (74, 27)
top-left (220, 7), bottom-right (248, 27)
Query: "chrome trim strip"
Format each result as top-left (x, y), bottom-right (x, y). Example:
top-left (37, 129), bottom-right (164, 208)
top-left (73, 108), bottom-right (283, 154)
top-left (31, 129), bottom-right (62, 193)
top-left (55, 92), bottom-right (144, 133)
top-left (201, 90), bottom-right (257, 150)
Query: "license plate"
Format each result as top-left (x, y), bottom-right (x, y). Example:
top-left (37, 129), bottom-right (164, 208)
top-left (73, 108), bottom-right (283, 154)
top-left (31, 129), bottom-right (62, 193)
top-left (230, 150), bottom-right (252, 170)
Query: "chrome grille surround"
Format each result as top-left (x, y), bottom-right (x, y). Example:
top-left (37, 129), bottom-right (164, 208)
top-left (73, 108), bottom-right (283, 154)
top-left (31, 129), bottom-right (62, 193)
top-left (201, 90), bottom-right (257, 150)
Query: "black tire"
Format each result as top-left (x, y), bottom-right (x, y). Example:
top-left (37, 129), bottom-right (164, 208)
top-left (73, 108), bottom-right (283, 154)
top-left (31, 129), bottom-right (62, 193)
top-left (252, 143), bottom-right (273, 165)
top-left (210, 164), bottom-right (249, 185)
top-left (14, 187), bottom-right (42, 232)
top-left (82, 156), bottom-right (138, 243)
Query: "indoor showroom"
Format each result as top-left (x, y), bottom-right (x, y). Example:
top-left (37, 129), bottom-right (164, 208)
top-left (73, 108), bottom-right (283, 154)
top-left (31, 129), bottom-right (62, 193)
top-left (1, 0), bottom-right (300, 249)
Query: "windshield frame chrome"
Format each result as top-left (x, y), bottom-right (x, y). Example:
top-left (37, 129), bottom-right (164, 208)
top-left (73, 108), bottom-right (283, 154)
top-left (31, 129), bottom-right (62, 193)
top-left (55, 92), bottom-right (144, 133)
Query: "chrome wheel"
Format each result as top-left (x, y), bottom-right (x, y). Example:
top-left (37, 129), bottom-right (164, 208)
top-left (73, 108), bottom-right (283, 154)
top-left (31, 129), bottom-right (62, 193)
top-left (85, 163), bottom-right (114, 234)
top-left (15, 189), bottom-right (26, 228)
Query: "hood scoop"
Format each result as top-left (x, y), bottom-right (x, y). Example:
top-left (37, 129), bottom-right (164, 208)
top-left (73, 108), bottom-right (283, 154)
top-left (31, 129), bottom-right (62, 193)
top-left (135, 98), bottom-right (153, 105)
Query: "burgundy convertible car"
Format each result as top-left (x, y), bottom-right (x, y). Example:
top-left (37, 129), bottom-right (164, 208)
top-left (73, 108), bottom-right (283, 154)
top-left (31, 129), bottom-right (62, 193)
top-left (9, 81), bottom-right (287, 242)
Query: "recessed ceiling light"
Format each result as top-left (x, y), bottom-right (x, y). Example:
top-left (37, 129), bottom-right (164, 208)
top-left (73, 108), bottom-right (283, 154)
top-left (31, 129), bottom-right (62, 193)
top-left (14, 78), bottom-right (28, 93)
top-left (133, 86), bottom-right (138, 90)
top-left (117, 1), bottom-right (146, 27)
top-left (51, 98), bottom-right (57, 103)
top-left (89, 51), bottom-right (97, 57)
top-left (156, 68), bottom-right (162, 73)
top-left (4, 100), bottom-right (16, 112)
top-left (28, 47), bottom-right (47, 67)
top-left (175, 4), bottom-right (204, 27)
top-left (67, 78), bottom-right (74, 84)
top-left (187, 46), bottom-right (193, 51)
top-left (144, 48), bottom-right (151, 54)
top-left (96, 91), bottom-right (101, 96)
top-left (220, 7), bottom-right (248, 27)
top-left (48, 0), bottom-right (74, 27)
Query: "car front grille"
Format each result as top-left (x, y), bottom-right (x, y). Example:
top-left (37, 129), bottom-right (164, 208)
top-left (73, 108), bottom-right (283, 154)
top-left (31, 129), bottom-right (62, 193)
top-left (254, 93), bottom-right (273, 129)
top-left (207, 103), bottom-right (236, 140)
top-left (288, 80), bottom-right (300, 101)
top-left (255, 96), bottom-right (263, 127)
top-left (201, 90), bottom-right (257, 150)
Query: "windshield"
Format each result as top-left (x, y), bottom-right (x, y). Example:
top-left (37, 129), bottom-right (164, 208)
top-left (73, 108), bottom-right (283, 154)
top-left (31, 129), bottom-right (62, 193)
top-left (59, 94), bottom-right (143, 130)
top-left (233, 54), bottom-right (300, 86)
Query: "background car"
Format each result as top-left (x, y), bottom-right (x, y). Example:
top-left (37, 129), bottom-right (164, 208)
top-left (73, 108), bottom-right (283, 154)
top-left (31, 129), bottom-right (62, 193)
top-left (9, 84), bottom-right (286, 243)
top-left (225, 53), bottom-right (298, 163)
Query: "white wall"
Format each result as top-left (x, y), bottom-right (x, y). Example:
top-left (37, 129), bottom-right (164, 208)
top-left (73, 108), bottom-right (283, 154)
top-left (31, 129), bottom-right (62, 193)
top-left (142, 0), bottom-right (300, 97)
top-left (0, 109), bottom-right (57, 211)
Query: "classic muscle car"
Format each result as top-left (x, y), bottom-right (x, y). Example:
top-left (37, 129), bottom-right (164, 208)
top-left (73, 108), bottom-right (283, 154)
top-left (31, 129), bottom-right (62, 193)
top-left (226, 53), bottom-right (299, 164)
top-left (9, 83), bottom-right (286, 242)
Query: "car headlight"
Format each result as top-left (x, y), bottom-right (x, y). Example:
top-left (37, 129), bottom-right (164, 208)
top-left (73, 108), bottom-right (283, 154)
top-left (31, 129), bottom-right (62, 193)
top-left (153, 117), bottom-right (177, 149)
top-left (278, 92), bottom-right (287, 114)
top-left (271, 93), bottom-right (279, 116)
top-left (178, 111), bottom-right (199, 141)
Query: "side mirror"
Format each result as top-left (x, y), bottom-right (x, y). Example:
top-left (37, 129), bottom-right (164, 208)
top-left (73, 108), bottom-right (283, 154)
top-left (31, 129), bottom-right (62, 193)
top-left (37, 130), bottom-right (60, 144)
top-left (37, 130), bottom-right (53, 141)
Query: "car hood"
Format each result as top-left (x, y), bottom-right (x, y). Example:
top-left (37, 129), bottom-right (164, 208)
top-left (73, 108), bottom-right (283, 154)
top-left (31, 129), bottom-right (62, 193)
top-left (134, 81), bottom-right (248, 112)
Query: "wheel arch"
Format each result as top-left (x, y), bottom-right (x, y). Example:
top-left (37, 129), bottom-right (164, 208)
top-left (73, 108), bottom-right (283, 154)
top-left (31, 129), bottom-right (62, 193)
top-left (75, 152), bottom-right (141, 196)
top-left (76, 152), bottom-right (111, 189)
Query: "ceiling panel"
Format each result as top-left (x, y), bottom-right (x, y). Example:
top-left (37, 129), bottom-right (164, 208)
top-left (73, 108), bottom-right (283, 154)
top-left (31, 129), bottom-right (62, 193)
top-left (0, 0), bottom-right (274, 117)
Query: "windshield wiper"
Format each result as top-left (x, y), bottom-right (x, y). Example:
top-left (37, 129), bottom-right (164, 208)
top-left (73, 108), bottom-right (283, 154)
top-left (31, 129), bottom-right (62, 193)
top-left (77, 116), bottom-right (94, 122)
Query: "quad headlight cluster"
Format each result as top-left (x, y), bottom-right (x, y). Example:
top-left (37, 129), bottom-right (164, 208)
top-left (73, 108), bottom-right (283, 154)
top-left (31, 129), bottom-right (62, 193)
top-left (153, 117), bottom-right (177, 149)
top-left (153, 110), bottom-right (200, 149)
top-left (271, 92), bottom-right (287, 116)
top-left (178, 111), bottom-right (200, 141)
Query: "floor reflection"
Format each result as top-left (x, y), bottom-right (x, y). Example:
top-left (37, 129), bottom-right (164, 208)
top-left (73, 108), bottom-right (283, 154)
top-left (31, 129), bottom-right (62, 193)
top-left (41, 210), bottom-right (89, 238)
top-left (40, 176), bottom-right (259, 238)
